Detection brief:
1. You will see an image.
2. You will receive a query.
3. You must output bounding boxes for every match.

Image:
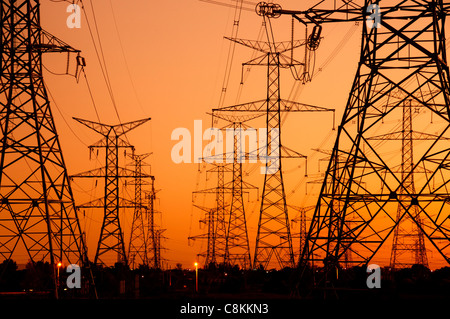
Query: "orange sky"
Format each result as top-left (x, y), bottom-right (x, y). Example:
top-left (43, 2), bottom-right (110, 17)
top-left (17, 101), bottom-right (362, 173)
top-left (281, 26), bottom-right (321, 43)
top-left (31, 0), bottom-right (450, 270)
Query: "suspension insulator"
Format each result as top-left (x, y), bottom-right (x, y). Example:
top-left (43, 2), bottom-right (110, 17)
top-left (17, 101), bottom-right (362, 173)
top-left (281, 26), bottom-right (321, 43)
top-left (307, 25), bottom-right (322, 51)
top-left (256, 2), bottom-right (281, 18)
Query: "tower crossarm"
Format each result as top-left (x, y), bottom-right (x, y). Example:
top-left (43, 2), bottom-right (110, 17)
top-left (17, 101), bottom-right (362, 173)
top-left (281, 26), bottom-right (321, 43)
top-left (73, 117), bottom-right (151, 137)
top-left (70, 166), bottom-right (151, 178)
top-left (225, 36), bottom-right (307, 53)
top-left (209, 111), bottom-right (264, 124)
top-left (88, 137), bottom-right (134, 149)
top-left (75, 197), bottom-right (138, 209)
top-left (368, 131), bottom-right (450, 141)
top-left (258, 1), bottom-right (450, 24)
top-left (213, 99), bottom-right (334, 114)
top-left (36, 29), bottom-right (81, 53)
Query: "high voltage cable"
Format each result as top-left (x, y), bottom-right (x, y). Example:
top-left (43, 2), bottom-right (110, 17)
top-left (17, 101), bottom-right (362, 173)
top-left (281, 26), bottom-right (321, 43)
top-left (108, 0), bottom-right (147, 116)
top-left (190, 0), bottom-right (246, 257)
top-left (86, 0), bottom-right (119, 110)
top-left (217, 0), bottom-right (245, 108)
top-left (81, 69), bottom-right (102, 122)
top-left (79, 0), bottom-right (127, 136)
top-left (235, 22), bottom-right (266, 104)
top-left (46, 83), bottom-right (89, 147)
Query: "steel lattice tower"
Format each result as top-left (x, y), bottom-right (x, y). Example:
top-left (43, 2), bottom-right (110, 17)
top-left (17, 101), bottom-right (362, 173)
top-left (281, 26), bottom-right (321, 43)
top-left (291, 206), bottom-right (313, 262)
top-left (72, 117), bottom-right (151, 266)
top-left (214, 163), bottom-right (228, 264)
top-left (258, 0), bottom-right (450, 274)
top-left (367, 101), bottom-right (430, 269)
top-left (145, 178), bottom-right (165, 269)
top-left (224, 122), bottom-right (254, 270)
top-left (210, 113), bottom-right (261, 269)
top-left (389, 102), bottom-right (429, 269)
top-left (190, 163), bottom-right (232, 267)
top-left (0, 0), bottom-right (87, 271)
top-left (188, 205), bottom-right (216, 267)
top-left (127, 153), bottom-right (153, 268)
top-left (153, 229), bottom-right (165, 269)
top-left (213, 37), bottom-right (334, 269)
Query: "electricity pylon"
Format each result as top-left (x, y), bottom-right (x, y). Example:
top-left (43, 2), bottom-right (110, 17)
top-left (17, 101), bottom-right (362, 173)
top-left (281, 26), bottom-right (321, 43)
top-left (389, 103), bottom-right (429, 269)
top-left (0, 0), bottom-right (87, 281)
top-left (290, 205), bottom-right (314, 262)
top-left (368, 101), bottom-right (430, 269)
top-left (127, 153), bottom-right (153, 269)
top-left (72, 117), bottom-right (151, 266)
top-left (144, 178), bottom-right (165, 269)
top-left (153, 228), bottom-right (166, 269)
top-left (210, 112), bottom-right (261, 269)
top-left (190, 163), bottom-right (232, 267)
top-left (258, 0), bottom-right (450, 275)
top-left (212, 36), bottom-right (334, 270)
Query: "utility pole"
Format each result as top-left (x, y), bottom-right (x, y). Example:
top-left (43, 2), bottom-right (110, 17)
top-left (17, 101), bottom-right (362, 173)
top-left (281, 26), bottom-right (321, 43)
top-left (0, 0), bottom-right (88, 297)
top-left (72, 117), bottom-right (151, 266)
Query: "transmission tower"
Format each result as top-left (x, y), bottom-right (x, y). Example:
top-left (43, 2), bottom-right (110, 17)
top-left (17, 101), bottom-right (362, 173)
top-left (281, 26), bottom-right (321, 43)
top-left (0, 0), bottom-right (87, 282)
top-left (210, 112), bottom-right (261, 269)
top-left (72, 117), bottom-right (151, 266)
top-left (144, 178), bottom-right (165, 269)
top-left (368, 101), bottom-right (430, 269)
top-left (390, 102), bottom-right (429, 269)
top-left (188, 203), bottom-right (216, 267)
top-left (127, 153), bottom-right (153, 268)
top-left (190, 163), bottom-right (232, 267)
top-left (290, 206), bottom-right (314, 262)
top-left (258, 0), bottom-right (450, 275)
top-left (213, 163), bottom-right (228, 264)
top-left (212, 35), bottom-right (334, 269)
top-left (153, 229), bottom-right (165, 269)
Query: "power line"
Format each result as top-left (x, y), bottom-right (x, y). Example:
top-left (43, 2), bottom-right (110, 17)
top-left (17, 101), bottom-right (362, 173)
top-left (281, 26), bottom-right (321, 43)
top-left (81, 68), bottom-right (102, 122)
top-left (216, 0), bottom-right (245, 108)
top-left (79, 0), bottom-right (124, 126)
top-left (46, 82), bottom-right (89, 147)
top-left (108, 0), bottom-right (147, 116)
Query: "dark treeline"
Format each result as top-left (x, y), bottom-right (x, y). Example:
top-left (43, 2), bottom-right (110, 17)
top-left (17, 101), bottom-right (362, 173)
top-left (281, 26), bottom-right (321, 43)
top-left (2, 260), bottom-right (450, 299)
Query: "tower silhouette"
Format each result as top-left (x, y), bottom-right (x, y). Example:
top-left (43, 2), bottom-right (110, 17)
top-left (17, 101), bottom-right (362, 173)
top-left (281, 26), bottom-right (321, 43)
top-left (72, 117), bottom-right (150, 266)
top-left (374, 102), bottom-right (429, 269)
top-left (210, 112), bottom-right (261, 269)
top-left (261, 0), bottom-right (450, 273)
top-left (0, 0), bottom-right (87, 270)
top-left (127, 153), bottom-right (153, 268)
top-left (190, 163), bottom-right (232, 267)
top-left (213, 36), bottom-right (334, 269)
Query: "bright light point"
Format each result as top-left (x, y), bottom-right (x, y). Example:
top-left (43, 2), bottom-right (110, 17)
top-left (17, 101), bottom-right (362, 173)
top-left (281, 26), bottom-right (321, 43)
top-left (194, 262), bottom-right (198, 267)
top-left (57, 262), bottom-right (62, 268)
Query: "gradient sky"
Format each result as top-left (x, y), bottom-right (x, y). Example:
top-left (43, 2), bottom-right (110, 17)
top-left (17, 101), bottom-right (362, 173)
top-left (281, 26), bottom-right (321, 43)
top-left (33, 0), bottom-right (450, 269)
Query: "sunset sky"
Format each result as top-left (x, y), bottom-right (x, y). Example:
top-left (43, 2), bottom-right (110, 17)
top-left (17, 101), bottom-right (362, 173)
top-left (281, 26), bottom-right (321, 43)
top-left (32, 0), bottom-right (450, 270)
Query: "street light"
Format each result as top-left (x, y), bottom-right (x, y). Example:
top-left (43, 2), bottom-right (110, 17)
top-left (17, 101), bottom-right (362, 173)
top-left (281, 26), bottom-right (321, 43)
top-left (194, 262), bottom-right (198, 293)
top-left (56, 261), bottom-right (63, 290)
top-left (57, 262), bottom-right (62, 278)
